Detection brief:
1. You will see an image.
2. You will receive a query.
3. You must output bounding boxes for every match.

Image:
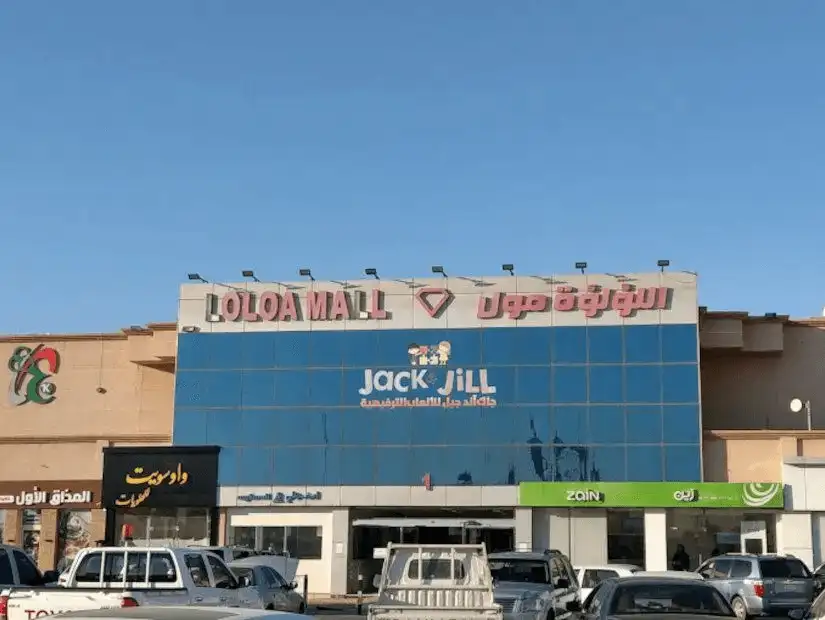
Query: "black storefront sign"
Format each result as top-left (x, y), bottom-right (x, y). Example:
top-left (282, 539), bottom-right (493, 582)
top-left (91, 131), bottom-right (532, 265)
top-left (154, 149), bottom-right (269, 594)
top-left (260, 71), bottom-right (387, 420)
top-left (102, 445), bottom-right (220, 509)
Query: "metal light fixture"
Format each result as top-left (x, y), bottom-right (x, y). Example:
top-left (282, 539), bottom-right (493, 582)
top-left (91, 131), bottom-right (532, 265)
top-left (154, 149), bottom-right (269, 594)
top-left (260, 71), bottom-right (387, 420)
top-left (298, 268), bottom-right (314, 281)
top-left (790, 398), bottom-right (813, 432)
top-left (502, 263), bottom-right (515, 276)
top-left (657, 259), bottom-right (670, 272)
top-left (187, 273), bottom-right (208, 283)
top-left (431, 265), bottom-right (447, 277)
top-left (575, 262), bottom-right (587, 274)
top-left (365, 268), bottom-right (379, 279)
top-left (241, 270), bottom-right (260, 282)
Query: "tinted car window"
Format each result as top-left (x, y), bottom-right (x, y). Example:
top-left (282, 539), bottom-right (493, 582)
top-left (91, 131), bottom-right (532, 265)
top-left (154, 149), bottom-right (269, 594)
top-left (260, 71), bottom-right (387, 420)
top-left (760, 559), bottom-right (811, 578)
top-left (184, 554), bottom-right (210, 587)
top-left (583, 583), bottom-right (604, 613)
top-left (207, 554), bottom-right (236, 589)
top-left (609, 582), bottom-right (733, 616)
top-left (265, 567), bottom-right (288, 587)
top-left (0, 550), bottom-right (15, 584)
top-left (408, 559), bottom-right (466, 580)
top-left (489, 559), bottom-right (547, 584)
top-left (583, 569), bottom-right (618, 588)
top-left (233, 566), bottom-right (256, 586)
top-left (730, 560), bottom-right (752, 578)
top-left (74, 553), bottom-right (102, 582)
top-left (13, 551), bottom-right (41, 586)
top-left (712, 559), bottom-right (733, 578)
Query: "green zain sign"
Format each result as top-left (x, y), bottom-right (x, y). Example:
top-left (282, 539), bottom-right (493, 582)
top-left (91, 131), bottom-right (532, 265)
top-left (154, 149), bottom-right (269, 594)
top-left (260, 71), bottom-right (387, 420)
top-left (519, 482), bottom-right (784, 509)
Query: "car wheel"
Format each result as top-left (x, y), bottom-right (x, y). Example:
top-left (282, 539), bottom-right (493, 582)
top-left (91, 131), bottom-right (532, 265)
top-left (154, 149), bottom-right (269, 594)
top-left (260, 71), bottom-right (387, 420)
top-left (731, 597), bottom-right (748, 619)
top-left (265, 605), bottom-right (275, 611)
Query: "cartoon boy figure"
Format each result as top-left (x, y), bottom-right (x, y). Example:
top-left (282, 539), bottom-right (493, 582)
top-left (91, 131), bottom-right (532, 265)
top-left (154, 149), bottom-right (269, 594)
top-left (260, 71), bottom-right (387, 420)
top-left (417, 345), bottom-right (431, 366)
top-left (407, 344), bottom-right (421, 366)
top-left (436, 341), bottom-right (451, 365)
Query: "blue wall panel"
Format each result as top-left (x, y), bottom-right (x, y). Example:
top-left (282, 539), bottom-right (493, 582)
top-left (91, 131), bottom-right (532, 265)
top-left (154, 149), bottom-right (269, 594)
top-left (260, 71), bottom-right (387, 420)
top-left (174, 324), bottom-right (701, 486)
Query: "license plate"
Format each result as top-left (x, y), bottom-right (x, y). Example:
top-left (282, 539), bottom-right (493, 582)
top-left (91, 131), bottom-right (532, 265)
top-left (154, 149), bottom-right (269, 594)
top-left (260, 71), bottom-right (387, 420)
top-left (778, 583), bottom-right (804, 593)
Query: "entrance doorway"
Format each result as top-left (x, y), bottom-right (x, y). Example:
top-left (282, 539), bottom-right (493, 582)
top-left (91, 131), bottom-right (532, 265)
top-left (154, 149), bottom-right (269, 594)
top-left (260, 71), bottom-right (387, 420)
top-left (349, 509), bottom-right (514, 593)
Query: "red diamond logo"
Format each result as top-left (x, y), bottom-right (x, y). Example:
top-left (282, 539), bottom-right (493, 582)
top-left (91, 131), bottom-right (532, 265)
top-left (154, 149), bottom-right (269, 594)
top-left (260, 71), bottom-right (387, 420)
top-left (415, 288), bottom-right (453, 318)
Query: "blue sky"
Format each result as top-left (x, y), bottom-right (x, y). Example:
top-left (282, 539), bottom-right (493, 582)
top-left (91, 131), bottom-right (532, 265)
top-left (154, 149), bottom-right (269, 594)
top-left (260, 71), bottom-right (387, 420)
top-left (3, 1), bottom-right (824, 334)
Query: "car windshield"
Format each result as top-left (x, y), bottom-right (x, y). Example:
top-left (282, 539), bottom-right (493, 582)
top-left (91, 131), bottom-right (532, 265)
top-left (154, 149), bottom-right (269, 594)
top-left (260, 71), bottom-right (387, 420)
top-left (610, 582), bottom-right (734, 616)
top-left (489, 559), bottom-right (550, 584)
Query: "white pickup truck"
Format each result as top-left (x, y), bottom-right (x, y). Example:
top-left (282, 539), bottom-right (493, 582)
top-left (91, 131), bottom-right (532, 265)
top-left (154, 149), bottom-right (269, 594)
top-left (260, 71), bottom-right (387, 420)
top-left (0, 546), bottom-right (265, 620)
top-left (368, 543), bottom-right (503, 620)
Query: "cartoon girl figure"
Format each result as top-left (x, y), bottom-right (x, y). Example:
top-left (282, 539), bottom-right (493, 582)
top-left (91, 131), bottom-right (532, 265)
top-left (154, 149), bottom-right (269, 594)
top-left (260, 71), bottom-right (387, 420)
top-left (437, 341), bottom-right (451, 365)
top-left (407, 344), bottom-right (421, 366)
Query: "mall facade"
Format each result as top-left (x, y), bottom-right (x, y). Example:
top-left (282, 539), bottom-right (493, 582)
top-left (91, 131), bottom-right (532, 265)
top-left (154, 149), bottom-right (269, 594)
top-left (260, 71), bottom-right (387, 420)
top-left (5, 270), bottom-right (825, 593)
top-left (173, 270), bottom-right (722, 594)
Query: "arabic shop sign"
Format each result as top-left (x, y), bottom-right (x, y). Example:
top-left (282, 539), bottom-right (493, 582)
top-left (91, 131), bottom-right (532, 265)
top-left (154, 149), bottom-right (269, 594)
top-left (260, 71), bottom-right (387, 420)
top-left (519, 482), bottom-right (784, 509)
top-left (102, 446), bottom-right (219, 509)
top-left (0, 486), bottom-right (95, 508)
top-left (115, 463), bottom-right (190, 508)
top-left (7, 345), bottom-right (60, 406)
top-left (202, 282), bottom-right (674, 324)
top-left (358, 340), bottom-right (498, 409)
top-left (478, 285), bottom-right (669, 319)
top-left (237, 491), bottom-right (323, 505)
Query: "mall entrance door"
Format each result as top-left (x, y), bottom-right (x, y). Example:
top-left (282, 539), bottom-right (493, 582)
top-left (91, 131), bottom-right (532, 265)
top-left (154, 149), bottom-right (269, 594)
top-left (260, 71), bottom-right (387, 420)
top-left (350, 510), bottom-right (514, 594)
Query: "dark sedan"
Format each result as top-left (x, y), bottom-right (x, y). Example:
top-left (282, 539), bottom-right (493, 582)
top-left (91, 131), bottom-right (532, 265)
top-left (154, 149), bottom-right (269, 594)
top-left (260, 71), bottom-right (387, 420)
top-left (569, 576), bottom-right (736, 620)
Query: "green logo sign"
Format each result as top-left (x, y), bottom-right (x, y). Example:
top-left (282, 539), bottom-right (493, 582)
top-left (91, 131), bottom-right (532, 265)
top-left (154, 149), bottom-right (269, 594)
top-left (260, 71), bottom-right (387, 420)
top-left (519, 482), bottom-right (783, 509)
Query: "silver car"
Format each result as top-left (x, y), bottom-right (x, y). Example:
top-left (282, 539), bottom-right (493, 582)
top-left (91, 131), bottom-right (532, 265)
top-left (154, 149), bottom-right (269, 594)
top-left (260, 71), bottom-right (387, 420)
top-left (228, 561), bottom-right (307, 614)
top-left (697, 554), bottom-right (814, 618)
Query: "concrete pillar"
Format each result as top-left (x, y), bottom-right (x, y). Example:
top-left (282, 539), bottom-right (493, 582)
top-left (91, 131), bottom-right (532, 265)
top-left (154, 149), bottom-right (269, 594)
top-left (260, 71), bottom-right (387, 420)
top-left (329, 508), bottom-right (350, 595)
top-left (38, 509), bottom-right (58, 571)
top-left (4, 510), bottom-right (21, 546)
top-left (570, 509), bottom-right (607, 566)
top-left (217, 510), bottom-right (228, 545)
top-left (89, 509), bottom-right (106, 544)
top-left (644, 509), bottom-right (667, 571)
top-left (514, 508), bottom-right (533, 551)
top-left (777, 512), bottom-right (814, 568)
top-left (532, 509), bottom-right (551, 552)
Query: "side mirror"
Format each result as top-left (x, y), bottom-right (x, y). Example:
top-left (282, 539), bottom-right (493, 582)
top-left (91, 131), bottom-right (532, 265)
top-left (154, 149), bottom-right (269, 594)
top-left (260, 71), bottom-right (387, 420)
top-left (239, 576), bottom-right (252, 588)
top-left (566, 601), bottom-right (582, 613)
top-left (788, 610), bottom-right (805, 620)
top-left (555, 578), bottom-right (570, 589)
top-left (41, 571), bottom-right (59, 584)
top-left (289, 581), bottom-right (298, 591)
top-left (372, 575), bottom-right (381, 589)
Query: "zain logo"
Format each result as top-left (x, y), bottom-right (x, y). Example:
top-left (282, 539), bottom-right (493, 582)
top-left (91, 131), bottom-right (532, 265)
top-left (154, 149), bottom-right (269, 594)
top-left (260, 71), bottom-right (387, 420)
top-left (742, 483), bottom-right (781, 507)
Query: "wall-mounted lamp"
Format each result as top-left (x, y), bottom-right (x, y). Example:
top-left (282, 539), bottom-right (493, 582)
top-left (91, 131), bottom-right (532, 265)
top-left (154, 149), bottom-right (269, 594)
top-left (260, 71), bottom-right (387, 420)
top-left (364, 268), bottom-right (379, 279)
top-left (241, 270), bottom-right (260, 282)
top-left (790, 397), bottom-right (813, 432)
top-left (575, 262), bottom-right (587, 274)
top-left (187, 273), bottom-right (208, 283)
top-left (298, 268), bottom-right (315, 281)
top-left (181, 325), bottom-right (201, 333)
top-left (431, 265), bottom-right (447, 278)
top-left (502, 263), bottom-right (515, 276)
top-left (657, 259), bottom-right (671, 272)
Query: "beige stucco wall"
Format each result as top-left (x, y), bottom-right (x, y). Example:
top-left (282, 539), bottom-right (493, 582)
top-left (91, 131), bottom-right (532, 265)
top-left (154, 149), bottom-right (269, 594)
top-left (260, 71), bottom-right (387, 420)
top-left (0, 325), bottom-right (177, 480)
top-left (701, 321), bottom-right (825, 430)
top-left (704, 432), bottom-right (825, 482)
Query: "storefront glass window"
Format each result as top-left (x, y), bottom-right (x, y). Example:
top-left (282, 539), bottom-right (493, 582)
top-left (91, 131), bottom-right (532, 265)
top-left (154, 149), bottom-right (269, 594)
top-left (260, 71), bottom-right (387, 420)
top-left (666, 510), bottom-right (777, 570)
top-left (230, 526), bottom-right (256, 548)
top-left (230, 526), bottom-right (323, 559)
top-left (22, 509), bottom-right (41, 563)
top-left (56, 510), bottom-right (93, 572)
top-left (114, 508), bottom-right (210, 546)
top-left (607, 509), bottom-right (645, 567)
top-left (0, 510), bottom-right (5, 543)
